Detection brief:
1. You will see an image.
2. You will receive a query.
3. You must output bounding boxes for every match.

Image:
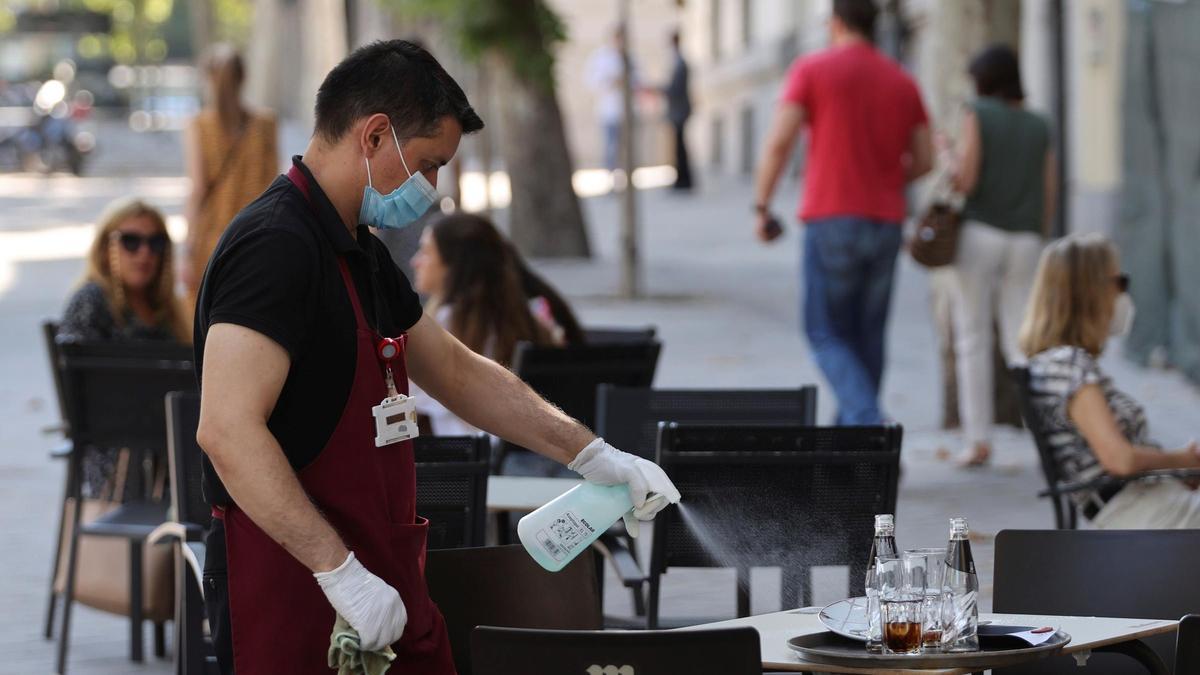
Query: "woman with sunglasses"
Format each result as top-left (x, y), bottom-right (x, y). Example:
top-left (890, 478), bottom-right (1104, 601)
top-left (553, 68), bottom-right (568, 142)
top-left (59, 198), bottom-right (191, 343)
top-left (1021, 233), bottom-right (1200, 528)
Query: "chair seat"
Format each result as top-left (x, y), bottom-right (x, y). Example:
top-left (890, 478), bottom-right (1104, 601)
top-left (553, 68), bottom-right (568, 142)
top-left (80, 501), bottom-right (169, 540)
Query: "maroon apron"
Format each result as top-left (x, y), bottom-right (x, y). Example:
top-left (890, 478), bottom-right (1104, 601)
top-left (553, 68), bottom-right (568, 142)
top-left (212, 166), bottom-right (455, 674)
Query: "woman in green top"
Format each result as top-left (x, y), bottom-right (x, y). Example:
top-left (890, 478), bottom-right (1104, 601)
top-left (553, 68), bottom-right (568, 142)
top-left (946, 45), bottom-right (1057, 466)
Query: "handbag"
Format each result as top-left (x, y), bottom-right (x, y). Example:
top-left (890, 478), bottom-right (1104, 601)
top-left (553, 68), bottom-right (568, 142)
top-left (910, 164), bottom-right (964, 269)
top-left (53, 448), bottom-right (174, 621)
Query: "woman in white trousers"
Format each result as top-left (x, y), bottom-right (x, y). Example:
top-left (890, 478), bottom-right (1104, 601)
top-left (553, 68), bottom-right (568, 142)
top-left (948, 45), bottom-right (1057, 466)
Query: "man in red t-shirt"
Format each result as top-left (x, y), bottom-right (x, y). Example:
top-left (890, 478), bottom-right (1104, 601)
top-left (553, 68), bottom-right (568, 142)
top-left (752, 0), bottom-right (932, 425)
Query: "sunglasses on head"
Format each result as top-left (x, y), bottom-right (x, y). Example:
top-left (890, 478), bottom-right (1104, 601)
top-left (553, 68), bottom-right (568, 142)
top-left (1114, 273), bottom-right (1130, 293)
top-left (114, 232), bottom-right (169, 255)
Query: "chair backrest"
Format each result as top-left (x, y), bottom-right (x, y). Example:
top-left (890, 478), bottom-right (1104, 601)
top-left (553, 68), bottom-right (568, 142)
top-left (166, 391), bottom-right (210, 530)
top-left (1010, 367), bottom-right (1076, 528)
top-left (595, 385), bottom-right (818, 460)
top-left (413, 434), bottom-right (490, 550)
top-left (994, 529), bottom-right (1200, 674)
top-left (57, 340), bottom-right (197, 452)
top-left (42, 320), bottom-right (70, 430)
top-left (651, 424), bottom-right (902, 597)
top-left (470, 626), bottom-right (762, 675)
top-left (582, 325), bottom-right (657, 345)
top-left (1177, 614), bottom-right (1200, 675)
top-left (425, 544), bottom-right (602, 675)
top-left (510, 341), bottom-right (662, 431)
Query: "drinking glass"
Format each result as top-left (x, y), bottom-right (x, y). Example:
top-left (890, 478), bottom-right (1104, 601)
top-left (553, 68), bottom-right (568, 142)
top-left (904, 548), bottom-right (947, 649)
top-left (876, 557), bottom-right (923, 655)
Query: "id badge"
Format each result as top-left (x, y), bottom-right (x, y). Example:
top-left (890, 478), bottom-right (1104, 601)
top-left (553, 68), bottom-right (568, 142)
top-left (372, 393), bottom-right (418, 447)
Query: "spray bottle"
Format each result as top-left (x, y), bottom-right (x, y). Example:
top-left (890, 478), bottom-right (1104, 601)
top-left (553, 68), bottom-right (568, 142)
top-left (518, 483), bottom-right (667, 572)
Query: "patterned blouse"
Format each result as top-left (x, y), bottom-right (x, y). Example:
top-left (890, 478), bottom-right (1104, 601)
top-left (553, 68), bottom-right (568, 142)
top-left (58, 281), bottom-right (176, 342)
top-left (1027, 345), bottom-right (1153, 507)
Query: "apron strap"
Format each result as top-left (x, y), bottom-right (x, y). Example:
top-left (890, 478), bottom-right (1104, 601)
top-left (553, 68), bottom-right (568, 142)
top-left (336, 258), bottom-right (370, 332)
top-left (286, 164), bottom-right (370, 334)
top-left (285, 165), bottom-right (312, 203)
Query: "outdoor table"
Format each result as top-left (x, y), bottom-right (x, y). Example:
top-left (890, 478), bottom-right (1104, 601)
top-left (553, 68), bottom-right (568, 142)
top-left (685, 608), bottom-right (1178, 674)
top-left (486, 475), bottom-right (580, 512)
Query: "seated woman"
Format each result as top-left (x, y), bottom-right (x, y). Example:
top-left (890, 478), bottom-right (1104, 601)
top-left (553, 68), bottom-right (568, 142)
top-left (1021, 233), bottom-right (1200, 528)
top-left (409, 212), bottom-right (563, 438)
top-left (58, 198), bottom-right (190, 499)
top-left (59, 198), bottom-right (190, 343)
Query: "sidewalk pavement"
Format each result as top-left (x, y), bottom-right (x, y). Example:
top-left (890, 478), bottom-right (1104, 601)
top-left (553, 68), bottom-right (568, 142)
top-left (2, 170), bottom-right (1198, 672)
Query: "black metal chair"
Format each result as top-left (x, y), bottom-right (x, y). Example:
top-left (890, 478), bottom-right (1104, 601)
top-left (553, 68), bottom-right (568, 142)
top-left (500, 340), bottom-right (663, 475)
top-left (595, 385), bottom-right (819, 461)
top-left (593, 385), bottom-right (819, 617)
top-left (42, 320), bottom-right (75, 640)
top-left (413, 434), bottom-right (490, 550)
top-left (471, 626), bottom-right (762, 675)
top-left (647, 423), bottom-right (902, 628)
top-left (53, 340), bottom-right (196, 674)
top-left (160, 391), bottom-right (218, 675)
top-left (1011, 367), bottom-right (1200, 529)
top-left (582, 325), bottom-right (657, 345)
top-left (1176, 614), bottom-right (1200, 675)
top-left (994, 529), bottom-right (1200, 674)
top-left (425, 545), bottom-right (602, 675)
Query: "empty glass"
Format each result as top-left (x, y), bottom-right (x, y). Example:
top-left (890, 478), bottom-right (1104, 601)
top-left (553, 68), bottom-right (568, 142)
top-left (904, 548), bottom-right (947, 649)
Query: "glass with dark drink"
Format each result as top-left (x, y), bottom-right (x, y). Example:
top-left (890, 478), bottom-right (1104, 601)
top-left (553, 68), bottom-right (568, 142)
top-left (877, 557), bottom-right (923, 655)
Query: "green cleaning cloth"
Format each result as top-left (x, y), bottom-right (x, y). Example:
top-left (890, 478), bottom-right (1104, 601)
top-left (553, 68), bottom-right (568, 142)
top-left (327, 614), bottom-right (397, 675)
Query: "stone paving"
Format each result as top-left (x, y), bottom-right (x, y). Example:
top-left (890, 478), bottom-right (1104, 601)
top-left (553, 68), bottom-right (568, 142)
top-left (3, 152), bottom-right (1199, 673)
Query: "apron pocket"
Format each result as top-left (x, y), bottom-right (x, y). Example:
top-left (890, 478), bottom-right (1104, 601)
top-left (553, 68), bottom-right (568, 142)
top-left (388, 518), bottom-right (435, 646)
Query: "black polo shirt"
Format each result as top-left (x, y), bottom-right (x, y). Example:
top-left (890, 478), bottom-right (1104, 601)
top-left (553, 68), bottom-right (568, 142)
top-left (194, 156), bottom-right (423, 507)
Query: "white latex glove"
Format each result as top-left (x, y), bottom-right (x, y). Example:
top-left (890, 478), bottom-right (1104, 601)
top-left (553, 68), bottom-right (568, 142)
top-left (568, 439), bottom-right (682, 536)
top-left (314, 552), bottom-right (407, 652)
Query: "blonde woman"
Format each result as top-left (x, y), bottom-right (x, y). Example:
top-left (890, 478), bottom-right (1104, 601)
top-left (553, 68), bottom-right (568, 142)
top-left (59, 198), bottom-right (190, 344)
top-left (59, 198), bottom-right (189, 498)
top-left (1021, 234), bottom-right (1200, 528)
top-left (182, 43), bottom-right (278, 298)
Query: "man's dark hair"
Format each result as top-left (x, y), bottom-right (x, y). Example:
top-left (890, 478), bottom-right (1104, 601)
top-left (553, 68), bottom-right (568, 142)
top-left (969, 44), bottom-right (1025, 101)
top-left (833, 0), bottom-right (879, 39)
top-left (314, 40), bottom-right (484, 143)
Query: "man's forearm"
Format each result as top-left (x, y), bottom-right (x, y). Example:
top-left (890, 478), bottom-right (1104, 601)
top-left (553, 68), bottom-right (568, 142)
top-left (438, 348), bottom-right (593, 466)
top-left (754, 145), bottom-right (789, 209)
top-left (201, 421), bottom-right (349, 573)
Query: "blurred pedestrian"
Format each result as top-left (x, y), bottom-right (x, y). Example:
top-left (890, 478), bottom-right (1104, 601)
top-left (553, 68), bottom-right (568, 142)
top-left (408, 212), bottom-right (563, 436)
top-left (661, 30), bottom-right (693, 191)
top-left (588, 26), bottom-right (635, 171)
top-left (59, 197), bottom-right (190, 344)
top-left (59, 197), bottom-right (190, 497)
top-left (752, 0), bottom-right (932, 425)
top-left (183, 44), bottom-right (278, 301)
top-left (944, 44), bottom-right (1055, 466)
top-left (1021, 234), bottom-right (1200, 528)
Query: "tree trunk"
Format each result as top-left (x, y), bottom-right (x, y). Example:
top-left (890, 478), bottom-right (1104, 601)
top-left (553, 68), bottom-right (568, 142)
top-left (493, 60), bottom-right (590, 258)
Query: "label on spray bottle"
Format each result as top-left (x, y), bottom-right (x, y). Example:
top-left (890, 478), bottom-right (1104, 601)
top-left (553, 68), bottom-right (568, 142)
top-left (535, 511), bottom-right (596, 562)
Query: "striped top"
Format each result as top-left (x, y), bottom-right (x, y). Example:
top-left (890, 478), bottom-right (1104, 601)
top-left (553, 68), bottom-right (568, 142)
top-left (1027, 346), bottom-right (1152, 507)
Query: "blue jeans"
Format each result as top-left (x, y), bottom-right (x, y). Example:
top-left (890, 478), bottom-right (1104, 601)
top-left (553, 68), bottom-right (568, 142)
top-left (802, 218), bottom-right (902, 425)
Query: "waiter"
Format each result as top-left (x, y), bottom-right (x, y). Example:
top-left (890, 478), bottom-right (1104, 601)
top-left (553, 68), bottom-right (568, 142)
top-left (194, 40), bottom-right (681, 675)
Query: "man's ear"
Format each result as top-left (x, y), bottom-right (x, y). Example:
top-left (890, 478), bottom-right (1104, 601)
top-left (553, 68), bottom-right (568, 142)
top-left (359, 113), bottom-right (392, 159)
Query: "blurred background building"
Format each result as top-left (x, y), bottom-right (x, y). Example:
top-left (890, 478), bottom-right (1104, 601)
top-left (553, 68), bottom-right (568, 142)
top-left (0, 0), bottom-right (1195, 382)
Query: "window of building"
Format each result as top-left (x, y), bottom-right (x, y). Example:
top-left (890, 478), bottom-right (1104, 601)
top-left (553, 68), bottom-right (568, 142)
top-left (711, 114), bottom-right (725, 169)
top-left (740, 104), bottom-right (755, 175)
top-left (710, 0), bottom-right (722, 61)
top-left (741, 0), bottom-right (752, 48)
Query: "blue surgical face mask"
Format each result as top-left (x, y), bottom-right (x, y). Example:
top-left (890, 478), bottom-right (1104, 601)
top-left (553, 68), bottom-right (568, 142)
top-left (359, 126), bottom-right (438, 230)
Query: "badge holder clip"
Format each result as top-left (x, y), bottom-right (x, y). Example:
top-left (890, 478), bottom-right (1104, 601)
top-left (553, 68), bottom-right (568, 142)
top-left (372, 337), bottom-right (419, 447)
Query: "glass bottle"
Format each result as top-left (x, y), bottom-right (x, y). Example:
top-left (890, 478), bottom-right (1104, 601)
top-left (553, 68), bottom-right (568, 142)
top-left (864, 514), bottom-right (898, 653)
top-left (940, 517), bottom-right (980, 652)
